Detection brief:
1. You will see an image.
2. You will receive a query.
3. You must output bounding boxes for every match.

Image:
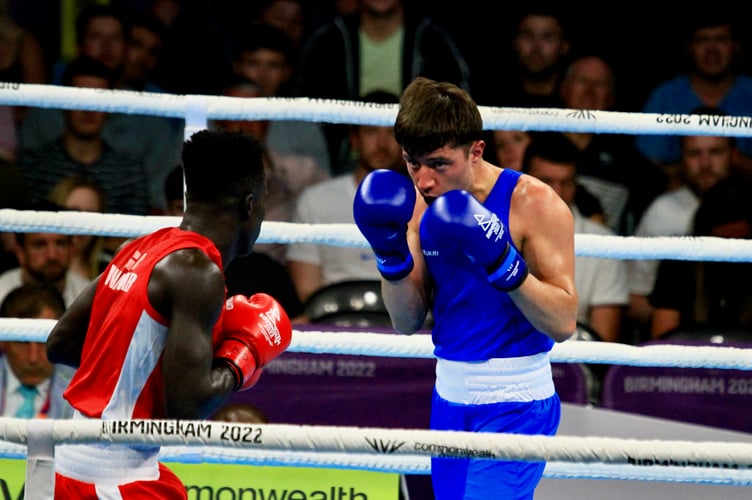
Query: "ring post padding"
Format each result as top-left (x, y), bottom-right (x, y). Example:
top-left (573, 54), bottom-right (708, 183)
top-left (25, 419), bottom-right (55, 499)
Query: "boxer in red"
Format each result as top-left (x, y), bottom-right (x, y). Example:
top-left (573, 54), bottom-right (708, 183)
top-left (47, 129), bottom-right (292, 499)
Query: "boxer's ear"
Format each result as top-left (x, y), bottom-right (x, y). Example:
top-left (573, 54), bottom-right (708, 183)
top-left (238, 193), bottom-right (253, 221)
top-left (470, 140), bottom-right (485, 161)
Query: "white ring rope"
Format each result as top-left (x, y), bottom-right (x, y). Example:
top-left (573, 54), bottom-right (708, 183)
top-left (2, 418), bottom-right (752, 474)
top-left (0, 84), bottom-right (751, 137)
top-left (3, 319), bottom-right (750, 369)
top-left (3, 440), bottom-right (751, 486)
top-left (4, 83), bottom-right (752, 490)
top-left (0, 209), bottom-right (750, 262)
top-left (2, 319), bottom-right (750, 369)
top-left (156, 447), bottom-right (752, 486)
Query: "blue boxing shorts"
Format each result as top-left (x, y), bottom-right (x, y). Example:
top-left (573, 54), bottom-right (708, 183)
top-left (430, 355), bottom-right (561, 500)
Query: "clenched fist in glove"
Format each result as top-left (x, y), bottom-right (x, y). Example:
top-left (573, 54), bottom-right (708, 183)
top-left (214, 293), bottom-right (292, 391)
top-left (421, 190), bottom-right (529, 292)
top-left (353, 169), bottom-right (416, 281)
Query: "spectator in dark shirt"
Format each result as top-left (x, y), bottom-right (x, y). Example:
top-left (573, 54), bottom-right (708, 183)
top-left (558, 53), bottom-right (667, 235)
top-left (478, 5), bottom-right (570, 107)
top-left (649, 177), bottom-right (752, 339)
top-left (18, 56), bottom-right (149, 215)
top-left (22, 5), bottom-right (182, 213)
top-left (296, 0), bottom-right (470, 173)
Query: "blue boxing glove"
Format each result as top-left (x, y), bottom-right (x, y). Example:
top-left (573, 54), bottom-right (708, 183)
top-left (353, 169), bottom-right (416, 281)
top-left (421, 190), bottom-right (528, 291)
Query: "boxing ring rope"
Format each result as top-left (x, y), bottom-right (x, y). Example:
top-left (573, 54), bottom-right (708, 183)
top-left (3, 418), bottom-right (752, 486)
top-left (1, 318), bottom-right (751, 369)
top-left (5, 441), bottom-right (752, 487)
top-left (2, 209), bottom-right (752, 262)
top-left (1, 83), bottom-right (752, 136)
top-left (3, 83), bottom-right (752, 494)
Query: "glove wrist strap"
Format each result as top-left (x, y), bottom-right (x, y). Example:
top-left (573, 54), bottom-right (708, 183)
top-left (488, 246), bottom-right (528, 292)
top-left (376, 252), bottom-right (414, 281)
top-left (214, 338), bottom-right (259, 391)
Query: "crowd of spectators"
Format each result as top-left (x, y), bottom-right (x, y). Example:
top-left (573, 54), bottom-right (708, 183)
top-left (1, 0), bottom-right (752, 351)
top-left (0, 15), bottom-right (750, 500)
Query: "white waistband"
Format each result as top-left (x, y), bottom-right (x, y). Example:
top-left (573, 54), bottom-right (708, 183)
top-left (435, 353), bottom-right (555, 405)
top-left (55, 412), bottom-right (160, 485)
top-left (55, 443), bottom-right (160, 485)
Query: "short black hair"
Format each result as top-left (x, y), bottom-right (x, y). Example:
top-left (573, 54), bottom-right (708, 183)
top-left (360, 90), bottom-right (400, 104)
top-left (0, 283), bottom-right (66, 318)
top-left (233, 23), bottom-right (296, 65)
top-left (75, 4), bottom-right (125, 46)
top-left (218, 72), bottom-right (263, 96)
top-left (126, 10), bottom-right (167, 41)
top-left (61, 56), bottom-right (116, 88)
top-left (514, 3), bottom-right (571, 39)
top-left (352, 90), bottom-right (400, 131)
top-left (181, 129), bottom-right (266, 205)
top-left (685, 8), bottom-right (737, 40)
top-left (521, 132), bottom-right (580, 172)
top-left (164, 165), bottom-right (184, 203)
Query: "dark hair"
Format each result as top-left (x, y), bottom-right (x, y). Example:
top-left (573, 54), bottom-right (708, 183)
top-left (75, 4), bottom-right (125, 46)
top-left (61, 56), bottom-right (116, 88)
top-left (394, 77), bottom-right (482, 157)
top-left (693, 177), bottom-right (752, 236)
top-left (352, 91), bottom-right (400, 131)
top-left (361, 90), bottom-right (400, 105)
top-left (685, 8), bottom-right (737, 40)
top-left (514, 3), bottom-right (570, 39)
top-left (218, 72), bottom-right (263, 95)
top-left (521, 132), bottom-right (580, 172)
top-left (233, 23), bottom-right (296, 65)
top-left (181, 129), bottom-right (266, 205)
top-left (164, 165), bottom-right (184, 203)
top-left (126, 10), bottom-right (167, 41)
top-left (0, 283), bottom-right (66, 318)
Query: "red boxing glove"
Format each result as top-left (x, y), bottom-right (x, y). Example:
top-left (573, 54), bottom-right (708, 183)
top-left (214, 293), bottom-right (292, 391)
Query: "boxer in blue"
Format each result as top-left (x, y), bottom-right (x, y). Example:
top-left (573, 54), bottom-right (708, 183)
top-left (353, 77), bottom-right (578, 499)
